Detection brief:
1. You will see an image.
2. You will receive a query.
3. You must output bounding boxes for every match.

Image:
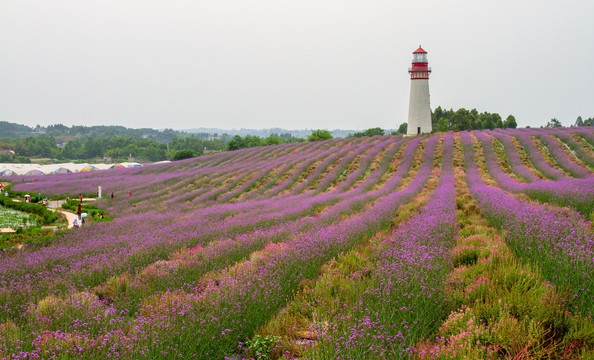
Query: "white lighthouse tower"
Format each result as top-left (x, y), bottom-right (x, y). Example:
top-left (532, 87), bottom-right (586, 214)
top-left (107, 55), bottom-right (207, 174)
top-left (407, 46), bottom-right (432, 136)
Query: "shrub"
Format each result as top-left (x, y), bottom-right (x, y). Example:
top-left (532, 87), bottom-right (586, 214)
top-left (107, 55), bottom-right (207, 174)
top-left (307, 129), bottom-right (333, 142)
top-left (0, 196), bottom-right (58, 225)
top-left (61, 199), bottom-right (106, 219)
top-left (172, 149), bottom-right (196, 161)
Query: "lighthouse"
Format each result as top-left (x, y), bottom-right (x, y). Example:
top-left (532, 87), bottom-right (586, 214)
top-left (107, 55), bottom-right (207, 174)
top-left (407, 46), bottom-right (432, 136)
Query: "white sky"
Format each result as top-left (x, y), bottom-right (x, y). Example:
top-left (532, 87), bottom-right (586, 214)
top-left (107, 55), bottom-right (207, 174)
top-left (1, 0), bottom-right (593, 130)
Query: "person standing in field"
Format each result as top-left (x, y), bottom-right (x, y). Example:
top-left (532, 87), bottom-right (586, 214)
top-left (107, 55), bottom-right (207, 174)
top-left (79, 193), bottom-right (83, 203)
top-left (128, 191), bottom-right (132, 198)
top-left (111, 192), bottom-right (114, 200)
top-left (77, 203), bottom-right (82, 219)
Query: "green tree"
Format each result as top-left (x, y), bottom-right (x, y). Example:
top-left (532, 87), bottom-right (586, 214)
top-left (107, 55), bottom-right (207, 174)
top-left (350, 128), bottom-right (384, 137)
top-left (575, 116), bottom-right (584, 127)
top-left (432, 106), bottom-right (444, 127)
top-left (172, 149), bottom-right (195, 160)
top-left (434, 117), bottom-right (451, 132)
top-left (139, 144), bottom-right (167, 161)
top-left (363, 127), bottom-right (384, 137)
top-left (227, 135), bottom-right (245, 151)
top-left (169, 137), bottom-right (207, 155)
top-left (491, 113), bottom-right (503, 129)
top-left (307, 129), bottom-right (333, 142)
top-left (83, 137), bottom-right (104, 158)
top-left (0, 121), bottom-right (31, 137)
top-left (503, 115), bottom-right (517, 129)
top-left (62, 139), bottom-right (82, 159)
top-left (451, 108), bottom-right (471, 131)
top-left (242, 136), bottom-right (262, 148)
top-left (546, 118), bottom-right (562, 128)
top-left (397, 123), bottom-right (408, 134)
top-left (264, 135), bottom-right (281, 145)
top-left (45, 124), bottom-right (69, 136)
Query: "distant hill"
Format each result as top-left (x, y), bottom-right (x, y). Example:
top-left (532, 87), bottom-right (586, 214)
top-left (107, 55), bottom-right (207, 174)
top-left (0, 121), bottom-right (33, 138)
top-left (0, 121), bottom-right (183, 142)
top-left (1, 121), bottom-right (387, 140)
top-left (183, 127), bottom-right (376, 139)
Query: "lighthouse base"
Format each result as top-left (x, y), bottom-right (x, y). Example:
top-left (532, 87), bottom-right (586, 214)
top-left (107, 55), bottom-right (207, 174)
top-left (407, 79), bottom-right (432, 136)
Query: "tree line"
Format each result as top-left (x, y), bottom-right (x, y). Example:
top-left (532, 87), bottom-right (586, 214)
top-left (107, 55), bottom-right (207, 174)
top-left (0, 121), bottom-right (182, 142)
top-left (226, 133), bottom-right (303, 151)
top-left (392, 107), bottom-right (517, 135)
top-left (0, 121), bottom-right (312, 162)
top-left (0, 132), bottom-right (304, 163)
top-left (544, 116), bottom-right (593, 128)
top-left (0, 135), bottom-right (229, 163)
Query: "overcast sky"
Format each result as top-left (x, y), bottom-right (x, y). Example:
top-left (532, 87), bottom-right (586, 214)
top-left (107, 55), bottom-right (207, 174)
top-left (1, 0), bottom-right (593, 131)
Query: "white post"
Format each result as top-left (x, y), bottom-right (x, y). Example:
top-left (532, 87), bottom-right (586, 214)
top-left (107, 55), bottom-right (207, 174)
top-left (98, 186), bottom-right (102, 199)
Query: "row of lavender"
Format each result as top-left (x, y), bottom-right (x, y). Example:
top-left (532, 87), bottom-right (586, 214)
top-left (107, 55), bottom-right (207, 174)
top-left (303, 135), bottom-right (458, 359)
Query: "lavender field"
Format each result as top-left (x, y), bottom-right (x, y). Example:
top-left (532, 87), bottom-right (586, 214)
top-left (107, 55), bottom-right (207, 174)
top-left (1, 128), bottom-right (593, 359)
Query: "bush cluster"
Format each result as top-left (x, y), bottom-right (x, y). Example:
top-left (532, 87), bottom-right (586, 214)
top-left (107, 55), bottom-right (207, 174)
top-left (61, 200), bottom-right (106, 219)
top-left (0, 196), bottom-right (58, 225)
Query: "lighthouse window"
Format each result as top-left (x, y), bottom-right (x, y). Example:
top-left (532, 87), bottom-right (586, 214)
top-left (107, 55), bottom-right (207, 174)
top-left (413, 53), bottom-right (427, 62)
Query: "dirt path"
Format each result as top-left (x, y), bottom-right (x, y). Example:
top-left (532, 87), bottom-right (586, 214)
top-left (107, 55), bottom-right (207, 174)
top-left (52, 199), bottom-right (96, 229)
top-left (49, 208), bottom-right (77, 229)
top-left (61, 210), bottom-right (77, 229)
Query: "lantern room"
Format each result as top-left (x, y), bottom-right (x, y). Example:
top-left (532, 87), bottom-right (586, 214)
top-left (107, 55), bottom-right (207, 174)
top-left (412, 47), bottom-right (428, 63)
top-left (409, 46), bottom-right (431, 79)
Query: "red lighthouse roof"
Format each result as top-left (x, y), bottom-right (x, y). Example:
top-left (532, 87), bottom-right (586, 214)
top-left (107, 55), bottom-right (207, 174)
top-left (413, 46), bottom-right (427, 54)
